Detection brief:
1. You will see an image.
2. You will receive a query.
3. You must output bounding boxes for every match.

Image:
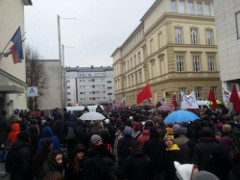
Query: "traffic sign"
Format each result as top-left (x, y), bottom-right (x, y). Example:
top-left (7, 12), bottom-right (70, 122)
top-left (27, 87), bottom-right (38, 97)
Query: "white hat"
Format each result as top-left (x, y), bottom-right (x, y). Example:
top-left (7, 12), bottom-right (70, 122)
top-left (104, 119), bottom-right (110, 125)
top-left (174, 161), bottom-right (194, 180)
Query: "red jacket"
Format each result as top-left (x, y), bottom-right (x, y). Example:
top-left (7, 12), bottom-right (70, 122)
top-left (138, 129), bottom-right (150, 149)
top-left (8, 123), bottom-right (21, 145)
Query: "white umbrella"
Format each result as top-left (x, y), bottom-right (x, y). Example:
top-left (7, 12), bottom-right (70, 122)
top-left (79, 112), bottom-right (106, 121)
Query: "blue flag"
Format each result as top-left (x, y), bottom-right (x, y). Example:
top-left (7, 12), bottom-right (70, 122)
top-left (11, 27), bottom-right (23, 63)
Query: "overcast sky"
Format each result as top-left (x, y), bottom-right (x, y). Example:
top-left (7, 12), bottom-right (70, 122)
top-left (25, 0), bottom-right (155, 67)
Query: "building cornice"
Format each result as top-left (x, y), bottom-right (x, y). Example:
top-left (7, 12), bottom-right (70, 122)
top-left (140, 0), bottom-right (161, 21)
top-left (0, 68), bottom-right (27, 87)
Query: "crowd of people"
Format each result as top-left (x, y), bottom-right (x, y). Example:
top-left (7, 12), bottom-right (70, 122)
top-left (0, 104), bottom-right (240, 180)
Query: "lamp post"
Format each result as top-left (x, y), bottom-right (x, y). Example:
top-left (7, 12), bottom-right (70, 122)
top-left (57, 15), bottom-right (76, 117)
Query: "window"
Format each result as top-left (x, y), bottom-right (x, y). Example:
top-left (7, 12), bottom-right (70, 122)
top-left (193, 56), bottom-right (200, 72)
top-left (92, 85), bottom-right (95, 88)
top-left (107, 81), bottom-right (112, 83)
top-left (175, 28), bottom-right (183, 44)
top-left (150, 39), bottom-right (154, 54)
top-left (138, 52), bottom-right (141, 63)
top-left (130, 58), bottom-right (133, 68)
top-left (171, 0), bottom-right (176, 12)
top-left (108, 93), bottom-right (113, 95)
top-left (67, 92), bottom-right (71, 95)
top-left (158, 32), bottom-right (163, 48)
top-left (138, 70), bottom-right (142, 83)
top-left (191, 29), bottom-right (198, 44)
top-left (208, 56), bottom-right (215, 72)
top-left (206, 30), bottom-right (213, 45)
top-left (236, 11), bottom-right (240, 39)
top-left (205, 3), bottom-right (210, 16)
top-left (179, 0), bottom-right (185, 13)
top-left (67, 86), bottom-right (70, 89)
top-left (195, 87), bottom-right (202, 100)
top-left (211, 86), bottom-right (218, 99)
top-left (107, 87), bottom-right (112, 89)
top-left (197, 2), bottom-right (202, 15)
top-left (177, 56), bottom-right (184, 72)
top-left (134, 55), bottom-right (137, 66)
top-left (188, 0), bottom-right (194, 14)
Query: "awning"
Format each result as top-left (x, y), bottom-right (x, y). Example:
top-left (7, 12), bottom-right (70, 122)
top-left (0, 85), bottom-right (24, 93)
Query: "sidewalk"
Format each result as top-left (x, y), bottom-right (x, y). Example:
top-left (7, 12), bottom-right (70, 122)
top-left (0, 162), bottom-right (10, 180)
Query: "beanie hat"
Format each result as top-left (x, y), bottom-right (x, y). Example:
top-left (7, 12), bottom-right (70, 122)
top-left (134, 122), bottom-right (141, 131)
top-left (117, 118), bottom-right (122, 123)
top-left (123, 127), bottom-right (133, 135)
top-left (193, 171), bottom-right (219, 180)
top-left (14, 108), bottom-right (19, 114)
top-left (166, 127), bottom-right (173, 133)
top-left (104, 119), bottom-right (110, 125)
top-left (91, 134), bottom-right (102, 145)
top-left (174, 161), bottom-right (194, 180)
top-left (222, 124), bottom-right (231, 133)
top-left (202, 127), bottom-right (213, 137)
top-left (164, 133), bottom-right (175, 142)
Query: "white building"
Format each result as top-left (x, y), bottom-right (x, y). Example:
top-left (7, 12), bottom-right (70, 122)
top-left (213, 0), bottom-right (240, 92)
top-left (66, 66), bottom-right (114, 106)
top-left (0, 0), bottom-right (32, 114)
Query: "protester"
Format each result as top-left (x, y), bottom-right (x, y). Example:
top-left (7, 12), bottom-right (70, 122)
top-left (8, 123), bottom-right (21, 146)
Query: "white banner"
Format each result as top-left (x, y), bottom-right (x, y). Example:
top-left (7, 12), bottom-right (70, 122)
top-left (182, 91), bottom-right (199, 109)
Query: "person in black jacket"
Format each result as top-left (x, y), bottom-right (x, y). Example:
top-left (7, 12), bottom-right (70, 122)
top-left (143, 127), bottom-right (166, 180)
top-left (123, 140), bottom-right (151, 180)
top-left (9, 131), bottom-right (33, 180)
top-left (65, 144), bottom-right (87, 180)
top-left (39, 150), bottom-right (64, 180)
top-left (0, 111), bottom-right (11, 162)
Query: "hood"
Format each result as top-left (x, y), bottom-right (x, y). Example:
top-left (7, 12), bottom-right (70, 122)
top-left (174, 161), bottom-right (193, 180)
top-left (42, 126), bottom-right (53, 138)
top-left (12, 140), bottom-right (29, 151)
top-left (142, 129), bottom-right (150, 135)
top-left (11, 123), bottom-right (21, 132)
top-left (73, 144), bottom-right (86, 155)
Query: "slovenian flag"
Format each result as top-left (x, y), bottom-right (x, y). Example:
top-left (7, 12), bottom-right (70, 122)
top-left (10, 27), bottom-right (23, 64)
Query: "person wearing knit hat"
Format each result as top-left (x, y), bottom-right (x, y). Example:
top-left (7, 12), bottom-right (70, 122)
top-left (90, 134), bottom-right (103, 145)
top-left (164, 133), bottom-right (182, 180)
top-left (123, 127), bottom-right (133, 136)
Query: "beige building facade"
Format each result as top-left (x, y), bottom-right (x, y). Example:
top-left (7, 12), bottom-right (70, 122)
top-left (112, 0), bottom-right (222, 106)
top-left (0, 0), bottom-right (32, 113)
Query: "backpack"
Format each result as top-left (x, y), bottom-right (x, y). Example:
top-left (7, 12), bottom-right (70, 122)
top-left (5, 148), bottom-right (17, 173)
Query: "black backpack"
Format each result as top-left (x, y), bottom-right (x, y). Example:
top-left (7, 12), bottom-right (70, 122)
top-left (5, 148), bottom-right (17, 173)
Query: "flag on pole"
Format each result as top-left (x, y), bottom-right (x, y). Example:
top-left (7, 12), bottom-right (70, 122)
top-left (137, 84), bottom-right (152, 104)
top-left (208, 88), bottom-right (217, 111)
top-left (182, 91), bottom-right (199, 109)
top-left (224, 90), bottom-right (231, 100)
top-left (10, 27), bottom-right (23, 64)
top-left (172, 93), bottom-right (178, 110)
top-left (230, 85), bottom-right (240, 114)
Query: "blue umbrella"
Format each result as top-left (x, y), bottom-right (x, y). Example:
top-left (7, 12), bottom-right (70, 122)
top-left (164, 110), bottom-right (200, 123)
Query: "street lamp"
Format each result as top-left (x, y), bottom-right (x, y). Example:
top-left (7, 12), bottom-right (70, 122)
top-left (57, 15), bottom-right (76, 116)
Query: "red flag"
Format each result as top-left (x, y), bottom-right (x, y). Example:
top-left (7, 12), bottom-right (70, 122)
top-left (230, 85), bottom-right (240, 114)
top-left (10, 46), bottom-right (18, 64)
top-left (208, 88), bottom-right (217, 111)
top-left (172, 94), bottom-right (178, 110)
top-left (137, 84), bottom-right (152, 104)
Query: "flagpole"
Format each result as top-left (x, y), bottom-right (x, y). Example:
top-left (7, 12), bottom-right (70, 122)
top-left (0, 40), bottom-right (12, 60)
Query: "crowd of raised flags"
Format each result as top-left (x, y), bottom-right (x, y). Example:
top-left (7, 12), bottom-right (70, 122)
top-left (112, 83), bottom-right (240, 115)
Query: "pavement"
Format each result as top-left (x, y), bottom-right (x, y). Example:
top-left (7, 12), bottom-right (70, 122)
top-left (0, 162), bottom-right (10, 180)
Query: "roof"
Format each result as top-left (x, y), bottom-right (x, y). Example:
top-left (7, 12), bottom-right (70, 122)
top-left (140, 0), bottom-right (160, 21)
top-left (65, 66), bottom-right (113, 72)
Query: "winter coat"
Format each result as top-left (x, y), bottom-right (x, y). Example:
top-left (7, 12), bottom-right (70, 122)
top-left (132, 130), bottom-right (141, 139)
top-left (8, 123), bottom-right (21, 145)
top-left (143, 137), bottom-right (166, 173)
top-left (118, 135), bottom-right (134, 159)
top-left (174, 134), bottom-right (189, 146)
top-left (220, 135), bottom-right (233, 158)
top-left (37, 126), bottom-right (60, 154)
top-left (137, 129), bottom-right (150, 149)
top-left (8, 113), bottom-right (21, 125)
top-left (39, 152), bottom-right (63, 180)
top-left (193, 137), bottom-right (218, 170)
top-left (10, 140), bottom-right (33, 180)
top-left (33, 151), bottom-right (50, 178)
top-left (123, 149), bottom-right (151, 180)
top-left (0, 117), bottom-right (11, 144)
top-left (165, 144), bottom-right (182, 180)
top-left (52, 119), bottom-right (67, 144)
top-left (113, 130), bottom-right (123, 161)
